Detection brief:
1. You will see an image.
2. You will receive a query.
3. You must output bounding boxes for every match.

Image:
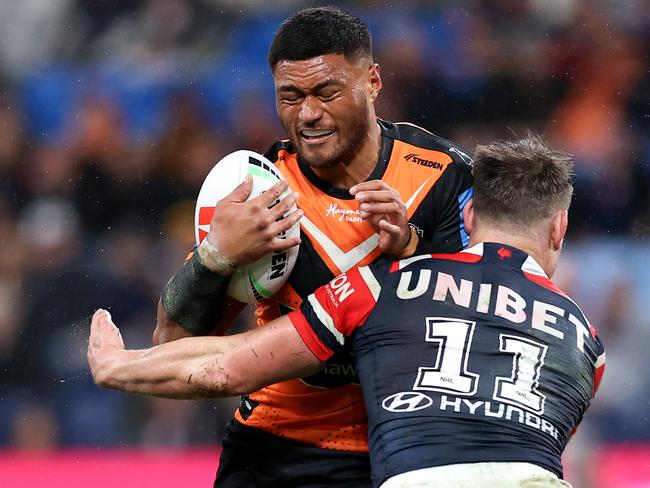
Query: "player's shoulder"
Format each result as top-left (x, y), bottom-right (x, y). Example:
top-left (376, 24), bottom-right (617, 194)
top-left (263, 139), bottom-right (297, 164)
top-left (380, 119), bottom-right (474, 167)
top-left (384, 251), bottom-right (479, 275)
top-left (518, 262), bottom-right (586, 318)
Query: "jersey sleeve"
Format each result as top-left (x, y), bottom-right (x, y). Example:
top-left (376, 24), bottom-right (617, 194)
top-left (592, 330), bottom-right (606, 398)
top-left (420, 151), bottom-right (473, 254)
top-left (289, 265), bottom-right (382, 361)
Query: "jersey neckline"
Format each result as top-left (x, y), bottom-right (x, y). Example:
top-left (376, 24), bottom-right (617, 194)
top-left (462, 242), bottom-right (549, 278)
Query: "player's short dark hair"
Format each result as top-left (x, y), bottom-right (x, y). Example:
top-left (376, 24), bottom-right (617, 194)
top-left (268, 6), bottom-right (373, 70)
top-left (472, 135), bottom-right (574, 226)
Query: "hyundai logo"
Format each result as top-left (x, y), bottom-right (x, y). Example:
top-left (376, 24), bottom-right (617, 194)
top-left (382, 392), bottom-right (433, 412)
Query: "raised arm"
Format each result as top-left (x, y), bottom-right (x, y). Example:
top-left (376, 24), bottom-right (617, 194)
top-left (90, 309), bottom-right (323, 399)
top-left (154, 175), bottom-right (302, 344)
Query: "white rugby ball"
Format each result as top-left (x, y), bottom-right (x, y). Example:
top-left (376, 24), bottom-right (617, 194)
top-left (194, 150), bottom-right (299, 303)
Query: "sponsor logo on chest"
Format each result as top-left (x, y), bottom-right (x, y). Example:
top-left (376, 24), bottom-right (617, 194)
top-left (325, 203), bottom-right (362, 223)
top-left (404, 153), bottom-right (445, 169)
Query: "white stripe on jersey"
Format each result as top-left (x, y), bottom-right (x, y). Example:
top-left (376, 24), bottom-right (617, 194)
top-left (307, 294), bottom-right (345, 345)
top-left (461, 242), bottom-right (484, 257)
top-left (301, 216), bottom-right (379, 273)
top-left (298, 178), bottom-right (431, 274)
top-left (358, 266), bottom-right (382, 301)
top-left (395, 254), bottom-right (432, 271)
top-left (522, 255), bottom-right (548, 278)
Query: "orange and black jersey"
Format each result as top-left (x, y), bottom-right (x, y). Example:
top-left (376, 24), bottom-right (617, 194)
top-left (234, 119), bottom-right (473, 451)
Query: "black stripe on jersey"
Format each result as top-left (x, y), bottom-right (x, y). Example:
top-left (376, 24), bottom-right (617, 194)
top-left (263, 140), bottom-right (294, 164)
top-left (288, 232), bottom-right (337, 298)
top-left (379, 119), bottom-right (475, 254)
top-left (299, 297), bottom-right (345, 357)
top-left (383, 120), bottom-right (474, 163)
top-left (411, 162), bottom-right (472, 254)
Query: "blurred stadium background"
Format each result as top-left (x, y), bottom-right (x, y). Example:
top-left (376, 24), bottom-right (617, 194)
top-left (0, 0), bottom-right (648, 486)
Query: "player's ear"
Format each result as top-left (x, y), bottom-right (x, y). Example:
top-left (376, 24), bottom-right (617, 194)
top-left (550, 210), bottom-right (568, 251)
top-left (368, 63), bottom-right (382, 101)
top-left (463, 199), bottom-right (474, 236)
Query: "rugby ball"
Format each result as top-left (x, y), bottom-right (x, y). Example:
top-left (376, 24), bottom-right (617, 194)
top-left (194, 150), bottom-right (299, 303)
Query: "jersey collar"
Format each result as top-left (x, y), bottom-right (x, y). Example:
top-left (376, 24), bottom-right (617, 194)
top-left (461, 242), bottom-right (548, 278)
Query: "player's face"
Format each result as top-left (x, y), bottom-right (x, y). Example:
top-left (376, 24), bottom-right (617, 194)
top-left (273, 54), bottom-right (381, 169)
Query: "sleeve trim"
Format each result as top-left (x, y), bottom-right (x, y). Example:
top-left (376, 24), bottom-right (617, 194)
top-left (288, 310), bottom-right (333, 362)
top-left (308, 294), bottom-right (344, 345)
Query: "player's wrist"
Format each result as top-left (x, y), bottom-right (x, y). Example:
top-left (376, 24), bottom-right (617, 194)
top-left (396, 226), bottom-right (419, 259)
top-left (197, 239), bottom-right (236, 277)
top-left (93, 348), bottom-right (129, 389)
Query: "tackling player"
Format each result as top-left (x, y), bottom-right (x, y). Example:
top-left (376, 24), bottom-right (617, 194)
top-left (154, 6), bottom-right (473, 487)
top-left (89, 135), bottom-right (605, 488)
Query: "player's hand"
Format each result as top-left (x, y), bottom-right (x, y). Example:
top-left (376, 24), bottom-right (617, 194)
top-left (350, 180), bottom-right (417, 258)
top-left (88, 309), bottom-right (125, 387)
top-left (206, 176), bottom-right (303, 266)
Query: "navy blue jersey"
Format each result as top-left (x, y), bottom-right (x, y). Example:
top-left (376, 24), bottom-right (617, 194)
top-left (290, 243), bottom-right (605, 487)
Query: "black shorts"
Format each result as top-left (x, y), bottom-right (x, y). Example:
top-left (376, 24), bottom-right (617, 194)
top-left (214, 420), bottom-right (371, 488)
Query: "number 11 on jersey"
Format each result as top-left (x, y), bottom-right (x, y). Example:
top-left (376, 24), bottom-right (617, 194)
top-left (413, 317), bottom-right (548, 415)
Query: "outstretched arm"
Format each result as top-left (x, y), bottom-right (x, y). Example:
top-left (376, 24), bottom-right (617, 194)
top-left (90, 309), bottom-right (323, 399)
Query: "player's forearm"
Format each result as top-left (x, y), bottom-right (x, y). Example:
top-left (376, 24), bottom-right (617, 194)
top-left (153, 299), bottom-right (195, 345)
top-left (94, 337), bottom-right (238, 399)
top-left (160, 247), bottom-right (232, 338)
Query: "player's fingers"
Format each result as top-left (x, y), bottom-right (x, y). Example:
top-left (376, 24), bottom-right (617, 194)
top-left (268, 235), bottom-right (301, 251)
top-left (91, 309), bottom-right (109, 335)
top-left (269, 192), bottom-right (299, 220)
top-left (99, 310), bottom-right (117, 333)
top-left (353, 189), bottom-right (400, 204)
top-left (225, 174), bottom-right (253, 203)
top-left (89, 309), bottom-right (106, 356)
top-left (377, 219), bottom-right (402, 235)
top-left (255, 180), bottom-right (289, 207)
top-left (349, 179), bottom-right (389, 195)
top-left (267, 208), bottom-right (303, 236)
top-left (358, 201), bottom-right (405, 216)
top-left (359, 212), bottom-right (385, 234)
top-left (93, 309), bottom-right (124, 348)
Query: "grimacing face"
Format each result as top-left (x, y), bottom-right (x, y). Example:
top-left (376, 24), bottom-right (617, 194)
top-left (273, 54), bottom-right (381, 170)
